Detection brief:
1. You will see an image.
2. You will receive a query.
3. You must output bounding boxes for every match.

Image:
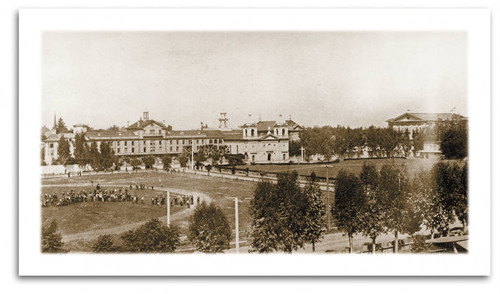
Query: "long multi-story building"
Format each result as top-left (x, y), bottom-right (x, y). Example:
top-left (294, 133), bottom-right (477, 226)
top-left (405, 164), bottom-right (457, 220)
top-left (42, 112), bottom-right (302, 165)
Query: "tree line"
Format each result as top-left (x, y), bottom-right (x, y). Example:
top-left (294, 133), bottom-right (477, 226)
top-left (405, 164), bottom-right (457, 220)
top-left (247, 160), bottom-right (467, 253)
top-left (295, 119), bottom-right (467, 161)
top-left (333, 161), bottom-right (467, 253)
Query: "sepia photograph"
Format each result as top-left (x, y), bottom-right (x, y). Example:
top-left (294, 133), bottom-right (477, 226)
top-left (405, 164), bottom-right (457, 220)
top-left (19, 8), bottom-right (491, 276)
top-left (39, 30), bottom-right (468, 254)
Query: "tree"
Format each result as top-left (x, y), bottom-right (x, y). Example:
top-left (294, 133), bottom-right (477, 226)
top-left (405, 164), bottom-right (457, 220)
top-left (366, 126), bottom-right (380, 158)
top-left (130, 158), bottom-right (142, 170)
top-left (249, 181), bottom-right (281, 252)
top-left (177, 153), bottom-right (189, 167)
top-left (188, 202), bottom-right (232, 253)
top-left (99, 142), bottom-right (115, 171)
top-left (73, 133), bottom-right (89, 168)
top-left (41, 220), bottom-right (66, 253)
top-left (289, 140), bottom-right (302, 157)
top-left (88, 142), bottom-right (101, 171)
top-left (431, 161), bottom-right (468, 234)
top-left (161, 154), bottom-right (172, 170)
top-left (142, 155), bottom-right (156, 169)
top-left (41, 146), bottom-right (46, 165)
top-left (359, 162), bottom-right (385, 253)
top-left (249, 171), bottom-right (312, 253)
top-left (92, 234), bottom-right (117, 253)
top-left (302, 173), bottom-right (326, 251)
top-left (56, 136), bottom-right (71, 165)
top-left (379, 128), bottom-right (398, 157)
top-left (377, 164), bottom-right (413, 253)
top-left (333, 169), bottom-right (366, 253)
top-left (413, 169), bottom-right (449, 237)
top-left (300, 126), bottom-right (335, 161)
top-left (56, 117), bottom-right (68, 134)
top-left (441, 126), bottom-right (468, 159)
top-left (121, 218), bottom-right (180, 253)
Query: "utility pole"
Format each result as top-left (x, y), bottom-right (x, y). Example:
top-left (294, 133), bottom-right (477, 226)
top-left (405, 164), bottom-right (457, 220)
top-left (167, 191), bottom-right (170, 227)
top-left (326, 167), bottom-right (330, 231)
top-left (234, 197), bottom-right (239, 253)
top-left (191, 144), bottom-right (194, 171)
top-left (322, 164), bottom-right (333, 231)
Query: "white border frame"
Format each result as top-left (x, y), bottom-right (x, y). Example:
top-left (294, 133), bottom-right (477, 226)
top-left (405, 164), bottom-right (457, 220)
top-left (19, 8), bottom-right (490, 276)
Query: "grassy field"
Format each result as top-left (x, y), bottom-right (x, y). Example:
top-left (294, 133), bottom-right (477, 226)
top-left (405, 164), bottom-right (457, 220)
top-left (42, 171), bottom-right (256, 252)
top-left (237, 158), bottom-right (441, 178)
top-left (40, 158), bottom-right (452, 253)
top-left (41, 186), bottom-right (186, 235)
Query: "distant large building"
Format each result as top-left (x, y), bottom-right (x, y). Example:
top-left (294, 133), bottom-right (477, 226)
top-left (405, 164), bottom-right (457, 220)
top-left (386, 112), bottom-right (467, 138)
top-left (42, 112), bottom-right (302, 165)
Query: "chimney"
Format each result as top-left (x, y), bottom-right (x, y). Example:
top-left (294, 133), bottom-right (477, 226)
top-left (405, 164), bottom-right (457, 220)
top-left (143, 111), bottom-right (149, 120)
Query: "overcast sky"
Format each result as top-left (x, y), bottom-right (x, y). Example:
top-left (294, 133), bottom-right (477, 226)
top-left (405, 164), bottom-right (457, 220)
top-left (42, 31), bottom-right (467, 130)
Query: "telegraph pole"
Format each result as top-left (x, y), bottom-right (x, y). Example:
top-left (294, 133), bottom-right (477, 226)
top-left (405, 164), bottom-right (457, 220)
top-left (167, 191), bottom-right (171, 227)
top-left (322, 165), bottom-right (333, 231)
top-left (326, 167), bottom-right (330, 231)
top-left (234, 197), bottom-right (239, 253)
top-left (191, 144), bottom-right (194, 171)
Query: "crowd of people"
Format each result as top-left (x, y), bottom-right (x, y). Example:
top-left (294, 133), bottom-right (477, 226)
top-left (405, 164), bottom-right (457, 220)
top-left (41, 182), bottom-right (200, 209)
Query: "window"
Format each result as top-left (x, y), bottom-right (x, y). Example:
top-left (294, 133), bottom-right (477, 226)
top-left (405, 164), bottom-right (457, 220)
top-left (124, 148), bottom-right (127, 153)
top-left (150, 129), bottom-right (155, 134)
top-left (143, 147), bottom-right (146, 152)
top-left (252, 155), bottom-right (255, 161)
top-left (159, 140), bottom-right (162, 145)
top-left (131, 141), bottom-right (134, 146)
top-left (283, 154), bottom-right (286, 160)
top-left (170, 146), bottom-right (173, 152)
top-left (131, 148), bottom-right (134, 153)
top-left (176, 146), bottom-right (179, 151)
top-left (209, 139), bottom-right (213, 144)
top-left (124, 141), bottom-right (127, 146)
top-left (117, 148), bottom-right (121, 153)
top-left (49, 143), bottom-right (53, 148)
top-left (251, 129), bottom-right (254, 136)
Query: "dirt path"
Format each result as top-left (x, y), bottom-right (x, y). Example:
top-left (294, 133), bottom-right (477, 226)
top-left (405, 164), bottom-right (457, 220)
top-left (42, 182), bottom-right (212, 242)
